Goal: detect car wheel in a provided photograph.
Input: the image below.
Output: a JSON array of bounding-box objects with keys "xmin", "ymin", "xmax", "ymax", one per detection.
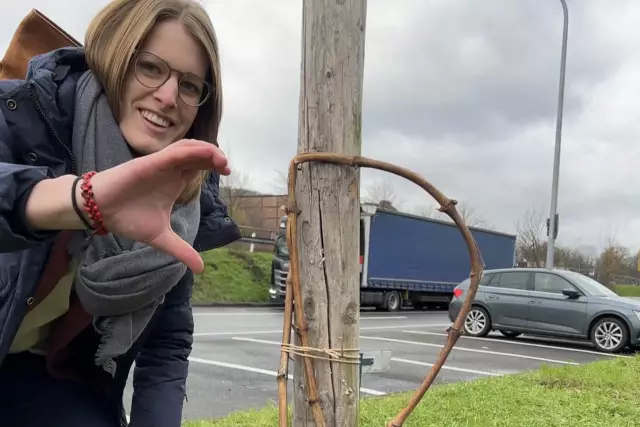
[
  {"xmin": 463, "ymin": 306, "xmax": 491, "ymax": 337},
  {"xmin": 590, "ymin": 317, "xmax": 628, "ymax": 353},
  {"xmin": 499, "ymin": 330, "xmax": 522, "ymax": 339}
]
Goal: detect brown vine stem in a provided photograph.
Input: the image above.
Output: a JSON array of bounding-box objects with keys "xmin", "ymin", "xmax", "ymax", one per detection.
[
  {"xmin": 278, "ymin": 152, "xmax": 484, "ymax": 427},
  {"xmin": 276, "ymin": 259, "xmax": 295, "ymax": 427}
]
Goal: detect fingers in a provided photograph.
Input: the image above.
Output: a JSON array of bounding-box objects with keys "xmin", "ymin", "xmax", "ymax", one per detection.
[
  {"xmin": 162, "ymin": 140, "xmax": 231, "ymax": 175},
  {"xmin": 150, "ymin": 229, "xmax": 205, "ymax": 273},
  {"xmin": 182, "ymin": 139, "xmax": 230, "ymax": 175}
]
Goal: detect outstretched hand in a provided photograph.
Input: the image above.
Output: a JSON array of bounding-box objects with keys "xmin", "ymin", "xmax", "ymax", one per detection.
[{"xmin": 87, "ymin": 139, "xmax": 230, "ymax": 273}]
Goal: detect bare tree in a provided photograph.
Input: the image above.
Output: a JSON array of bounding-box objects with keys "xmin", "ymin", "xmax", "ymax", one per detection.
[
  {"xmin": 596, "ymin": 245, "xmax": 628, "ymax": 287},
  {"xmin": 412, "ymin": 204, "xmax": 443, "ymax": 220},
  {"xmin": 513, "ymin": 206, "xmax": 546, "ymax": 267},
  {"xmin": 271, "ymin": 169, "xmax": 289, "ymax": 194},
  {"xmin": 217, "ymin": 146, "xmax": 253, "ymax": 225},
  {"xmin": 219, "ymin": 170, "xmax": 252, "ymax": 223},
  {"xmin": 595, "ymin": 231, "xmax": 630, "ymax": 287},
  {"xmin": 363, "ymin": 177, "xmax": 400, "ymax": 210},
  {"xmin": 412, "ymin": 201, "xmax": 492, "ymax": 229},
  {"xmin": 457, "ymin": 201, "xmax": 492, "ymax": 229},
  {"xmin": 555, "ymin": 245, "xmax": 596, "ymax": 275}
]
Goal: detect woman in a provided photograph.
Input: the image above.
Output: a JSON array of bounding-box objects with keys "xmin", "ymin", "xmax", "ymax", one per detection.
[{"xmin": 0, "ymin": 1, "xmax": 241, "ymax": 426}]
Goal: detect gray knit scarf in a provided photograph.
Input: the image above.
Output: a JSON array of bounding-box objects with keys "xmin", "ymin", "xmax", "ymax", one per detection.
[{"xmin": 69, "ymin": 70, "xmax": 200, "ymax": 374}]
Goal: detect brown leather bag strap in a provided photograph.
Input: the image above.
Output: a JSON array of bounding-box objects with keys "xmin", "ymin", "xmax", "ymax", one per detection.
[
  {"xmin": 0, "ymin": 9, "xmax": 81, "ymax": 80},
  {"xmin": 32, "ymin": 10, "xmax": 82, "ymax": 47}
]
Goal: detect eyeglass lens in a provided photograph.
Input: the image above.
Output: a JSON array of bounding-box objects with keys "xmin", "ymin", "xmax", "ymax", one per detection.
[{"xmin": 134, "ymin": 52, "xmax": 210, "ymax": 106}]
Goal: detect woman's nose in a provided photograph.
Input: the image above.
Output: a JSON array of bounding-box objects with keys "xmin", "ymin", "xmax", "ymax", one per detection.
[{"xmin": 153, "ymin": 77, "xmax": 179, "ymax": 107}]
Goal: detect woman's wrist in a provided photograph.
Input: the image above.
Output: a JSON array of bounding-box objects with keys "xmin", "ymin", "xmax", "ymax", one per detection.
[{"xmin": 25, "ymin": 174, "xmax": 92, "ymax": 231}]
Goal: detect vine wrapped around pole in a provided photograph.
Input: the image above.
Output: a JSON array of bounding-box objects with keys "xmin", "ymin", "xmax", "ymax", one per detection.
[{"xmin": 277, "ymin": 152, "xmax": 484, "ymax": 427}]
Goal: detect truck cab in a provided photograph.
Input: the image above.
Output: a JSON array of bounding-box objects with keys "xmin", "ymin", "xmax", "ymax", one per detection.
[
  {"xmin": 269, "ymin": 214, "xmax": 366, "ymax": 303},
  {"xmin": 269, "ymin": 215, "xmax": 290, "ymax": 302},
  {"xmin": 268, "ymin": 208, "xmax": 402, "ymax": 310}
]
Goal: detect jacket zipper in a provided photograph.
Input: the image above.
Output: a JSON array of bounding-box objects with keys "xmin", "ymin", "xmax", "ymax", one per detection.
[
  {"xmin": 27, "ymin": 82, "xmax": 76, "ymax": 270},
  {"xmin": 27, "ymin": 82, "xmax": 76, "ymax": 175}
]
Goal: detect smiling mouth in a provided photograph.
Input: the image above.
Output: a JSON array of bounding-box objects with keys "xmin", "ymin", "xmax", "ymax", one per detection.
[{"xmin": 139, "ymin": 109, "xmax": 173, "ymax": 128}]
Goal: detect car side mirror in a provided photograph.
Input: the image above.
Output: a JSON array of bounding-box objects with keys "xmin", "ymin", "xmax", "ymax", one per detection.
[{"xmin": 562, "ymin": 288, "xmax": 580, "ymax": 298}]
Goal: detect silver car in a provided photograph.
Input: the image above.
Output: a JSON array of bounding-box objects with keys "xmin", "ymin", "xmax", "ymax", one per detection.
[{"xmin": 448, "ymin": 267, "xmax": 640, "ymax": 353}]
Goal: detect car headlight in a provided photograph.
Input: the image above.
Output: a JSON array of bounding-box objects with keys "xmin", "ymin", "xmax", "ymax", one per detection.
[{"xmin": 634, "ymin": 311, "xmax": 640, "ymax": 322}]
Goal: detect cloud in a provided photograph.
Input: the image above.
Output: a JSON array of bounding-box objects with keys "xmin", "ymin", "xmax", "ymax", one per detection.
[{"xmin": 3, "ymin": 0, "xmax": 640, "ymax": 252}]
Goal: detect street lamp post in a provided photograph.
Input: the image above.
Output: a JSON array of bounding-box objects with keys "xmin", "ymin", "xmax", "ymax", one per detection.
[{"xmin": 545, "ymin": 0, "xmax": 569, "ymax": 269}]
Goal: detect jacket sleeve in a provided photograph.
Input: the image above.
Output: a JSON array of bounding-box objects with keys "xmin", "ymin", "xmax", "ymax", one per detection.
[
  {"xmin": 0, "ymin": 126, "xmax": 60, "ymax": 252},
  {"xmin": 193, "ymin": 170, "xmax": 242, "ymax": 253},
  {"xmin": 129, "ymin": 270, "xmax": 194, "ymax": 427}
]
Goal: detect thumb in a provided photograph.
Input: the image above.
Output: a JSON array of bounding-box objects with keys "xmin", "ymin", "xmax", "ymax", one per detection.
[{"xmin": 150, "ymin": 230, "xmax": 205, "ymax": 273}]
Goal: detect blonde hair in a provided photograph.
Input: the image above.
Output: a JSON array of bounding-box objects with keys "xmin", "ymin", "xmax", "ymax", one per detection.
[{"xmin": 84, "ymin": 0, "xmax": 222, "ymax": 203}]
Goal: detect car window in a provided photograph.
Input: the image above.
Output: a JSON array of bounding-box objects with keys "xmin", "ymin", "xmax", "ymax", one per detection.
[
  {"xmin": 562, "ymin": 271, "xmax": 618, "ymax": 297},
  {"xmin": 534, "ymin": 273, "xmax": 574, "ymax": 294},
  {"xmin": 494, "ymin": 272, "xmax": 529, "ymax": 290},
  {"xmin": 479, "ymin": 273, "xmax": 495, "ymax": 287},
  {"xmin": 457, "ymin": 273, "xmax": 494, "ymax": 289}
]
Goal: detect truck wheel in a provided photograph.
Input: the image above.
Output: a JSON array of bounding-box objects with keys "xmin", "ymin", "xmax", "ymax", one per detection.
[
  {"xmin": 463, "ymin": 306, "xmax": 491, "ymax": 337},
  {"xmin": 383, "ymin": 291, "xmax": 402, "ymax": 312}
]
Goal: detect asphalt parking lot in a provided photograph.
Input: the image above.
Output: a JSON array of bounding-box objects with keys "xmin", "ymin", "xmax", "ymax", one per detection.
[{"xmin": 123, "ymin": 306, "xmax": 632, "ymax": 422}]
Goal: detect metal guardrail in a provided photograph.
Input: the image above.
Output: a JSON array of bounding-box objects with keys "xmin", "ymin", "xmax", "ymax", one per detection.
[
  {"xmin": 239, "ymin": 236, "xmax": 275, "ymax": 245},
  {"xmin": 237, "ymin": 225, "xmax": 277, "ymax": 241}
]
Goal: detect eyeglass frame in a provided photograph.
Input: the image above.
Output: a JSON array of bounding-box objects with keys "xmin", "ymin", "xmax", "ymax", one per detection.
[{"xmin": 132, "ymin": 50, "xmax": 213, "ymax": 107}]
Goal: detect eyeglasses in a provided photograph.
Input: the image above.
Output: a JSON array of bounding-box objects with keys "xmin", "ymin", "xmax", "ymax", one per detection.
[{"xmin": 133, "ymin": 51, "xmax": 212, "ymax": 107}]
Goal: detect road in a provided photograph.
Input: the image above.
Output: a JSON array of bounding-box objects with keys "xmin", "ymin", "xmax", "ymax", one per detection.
[{"xmin": 122, "ymin": 307, "xmax": 629, "ymax": 422}]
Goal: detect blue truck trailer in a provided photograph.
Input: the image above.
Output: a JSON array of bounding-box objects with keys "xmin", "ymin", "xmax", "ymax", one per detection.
[{"xmin": 269, "ymin": 205, "xmax": 517, "ymax": 311}]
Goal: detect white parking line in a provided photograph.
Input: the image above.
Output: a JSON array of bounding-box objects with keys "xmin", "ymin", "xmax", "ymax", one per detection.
[
  {"xmin": 403, "ymin": 330, "xmax": 630, "ymax": 358},
  {"xmin": 195, "ymin": 329, "xmax": 283, "ymax": 337},
  {"xmin": 359, "ymin": 316, "xmax": 409, "ymax": 320},
  {"xmin": 193, "ymin": 312, "xmax": 408, "ymax": 320},
  {"xmin": 360, "ymin": 335, "xmax": 580, "ymax": 365},
  {"xmin": 361, "ymin": 323, "xmax": 450, "ymax": 330},
  {"xmin": 194, "ymin": 323, "xmax": 449, "ymax": 337},
  {"xmin": 193, "ymin": 312, "xmax": 280, "ymax": 317},
  {"xmin": 391, "ymin": 358, "xmax": 504, "ymax": 377},
  {"xmin": 231, "ymin": 337, "xmax": 502, "ymax": 377},
  {"xmin": 188, "ymin": 357, "xmax": 386, "ymax": 396}
]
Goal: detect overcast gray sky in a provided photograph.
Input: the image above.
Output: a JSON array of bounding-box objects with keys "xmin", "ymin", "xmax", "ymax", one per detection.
[{"xmin": 3, "ymin": 1, "xmax": 639, "ymax": 254}]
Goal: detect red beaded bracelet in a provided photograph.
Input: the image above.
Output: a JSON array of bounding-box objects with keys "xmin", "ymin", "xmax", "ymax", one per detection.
[{"xmin": 80, "ymin": 171, "xmax": 108, "ymax": 236}]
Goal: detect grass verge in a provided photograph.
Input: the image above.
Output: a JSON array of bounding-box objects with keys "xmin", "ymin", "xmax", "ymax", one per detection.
[
  {"xmin": 183, "ymin": 355, "xmax": 640, "ymax": 426},
  {"xmin": 192, "ymin": 248, "xmax": 272, "ymax": 304},
  {"xmin": 614, "ymin": 284, "xmax": 640, "ymax": 297}
]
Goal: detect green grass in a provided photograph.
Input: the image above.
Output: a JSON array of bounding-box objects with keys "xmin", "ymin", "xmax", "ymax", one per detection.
[
  {"xmin": 183, "ymin": 356, "xmax": 640, "ymax": 427},
  {"xmin": 192, "ymin": 248, "xmax": 273, "ymax": 304},
  {"xmin": 614, "ymin": 284, "xmax": 640, "ymax": 297}
]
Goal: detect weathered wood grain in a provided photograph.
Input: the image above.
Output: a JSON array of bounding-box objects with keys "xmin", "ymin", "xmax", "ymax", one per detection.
[{"xmin": 292, "ymin": 1, "xmax": 367, "ymax": 426}]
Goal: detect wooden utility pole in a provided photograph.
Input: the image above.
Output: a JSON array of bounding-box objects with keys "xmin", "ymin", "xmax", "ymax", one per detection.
[{"xmin": 291, "ymin": 1, "xmax": 367, "ymax": 427}]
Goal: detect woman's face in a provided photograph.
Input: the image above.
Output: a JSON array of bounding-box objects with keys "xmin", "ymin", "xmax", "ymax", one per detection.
[{"xmin": 118, "ymin": 19, "xmax": 209, "ymax": 155}]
